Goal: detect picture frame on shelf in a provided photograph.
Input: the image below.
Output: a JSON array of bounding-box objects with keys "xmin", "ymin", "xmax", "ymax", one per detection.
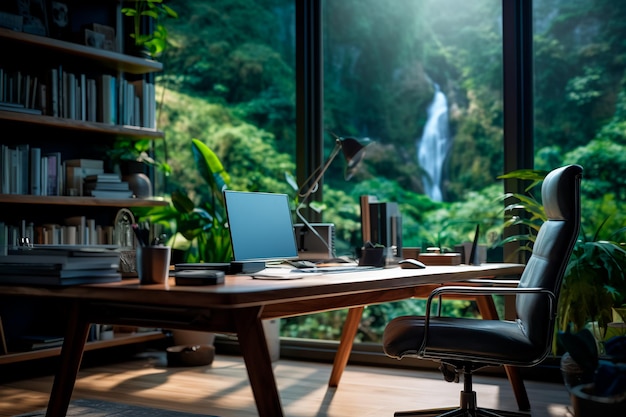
[
  {"xmin": 15, "ymin": 0, "xmax": 49, "ymax": 36},
  {"xmin": 46, "ymin": 0, "xmax": 71, "ymax": 41}
]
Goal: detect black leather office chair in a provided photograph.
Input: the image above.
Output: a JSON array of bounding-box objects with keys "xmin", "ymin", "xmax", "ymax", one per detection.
[{"xmin": 383, "ymin": 164, "xmax": 582, "ymax": 417}]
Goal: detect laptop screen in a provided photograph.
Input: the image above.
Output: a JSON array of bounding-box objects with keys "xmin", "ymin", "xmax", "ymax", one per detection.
[{"xmin": 223, "ymin": 190, "xmax": 299, "ymax": 262}]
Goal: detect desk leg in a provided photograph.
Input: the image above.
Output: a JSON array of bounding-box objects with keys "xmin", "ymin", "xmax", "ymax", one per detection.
[
  {"xmin": 475, "ymin": 296, "xmax": 531, "ymax": 412},
  {"xmin": 328, "ymin": 306, "xmax": 364, "ymax": 387},
  {"xmin": 46, "ymin": 302, "xmax": 90, "ymax": 417},
  {"xmin": 234, "ymin": 307, "xmax": 284, "ymax": 417}
]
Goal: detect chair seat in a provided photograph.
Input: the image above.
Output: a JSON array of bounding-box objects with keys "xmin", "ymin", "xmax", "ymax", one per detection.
[{"xmin": 383, "ymin": 316, "xmax": 547, "ymax": 365}]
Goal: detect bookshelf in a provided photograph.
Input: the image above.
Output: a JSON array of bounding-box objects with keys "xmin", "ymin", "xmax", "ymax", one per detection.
[{"xmin": 0, "ymin": 1, "xmax": 168, "ymax": 364}]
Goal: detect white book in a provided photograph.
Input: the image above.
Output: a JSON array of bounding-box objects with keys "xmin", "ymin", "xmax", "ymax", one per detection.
[
  {"xmin": 87, "ymin": 219, "xmax": 97, "ymax": 245},
  {"xmin": 65, "ymin": 216, "xmax": 86, "ymax": 245},
  {"xmin": 65, "ymin": 225, "xmax": 77, "ymax": 245}
]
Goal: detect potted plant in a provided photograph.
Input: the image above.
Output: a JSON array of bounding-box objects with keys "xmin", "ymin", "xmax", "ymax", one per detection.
[
  {"xmin": 558, "ymin": 327, "xmax": 626, "ymax": 415},
  {"xmin": 106, "ymin": 138, "xmax": 171, "ymax": 198},
  {"xmin": 121, "ymin": 0, "xmax": 178, "ymax": 59},
  {"xmin": 132, "ymin": 138, "xmax": 232, "ymax": 263}
]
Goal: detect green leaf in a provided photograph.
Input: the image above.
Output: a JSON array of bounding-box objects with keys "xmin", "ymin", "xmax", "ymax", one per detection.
[{"xmin": 191, "ymin": 138, "xmax": 231, "ymax": 195}]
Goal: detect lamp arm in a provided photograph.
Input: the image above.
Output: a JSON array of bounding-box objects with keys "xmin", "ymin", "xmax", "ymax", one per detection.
[
  {"xmin": 296, "ymin": 140, "xmax": 342, "ymax": 201},
  {"xmin": 294, "ymin": 140, "xmax": 342, "ymax": 258}
]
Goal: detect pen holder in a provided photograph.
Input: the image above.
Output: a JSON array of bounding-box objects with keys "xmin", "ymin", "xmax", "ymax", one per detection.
[
  {"xmin": 137, "ymin": 245, "xmax": 171, "ymax": 285},
  {"xmin": 358, "ymin": 246, "xmax": 386, "ymax": 267}
]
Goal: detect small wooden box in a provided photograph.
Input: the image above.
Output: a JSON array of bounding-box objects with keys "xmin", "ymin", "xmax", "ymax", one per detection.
[{"xmin": 418, "ymin": 253, "xmax": 462, "ymax": 266}]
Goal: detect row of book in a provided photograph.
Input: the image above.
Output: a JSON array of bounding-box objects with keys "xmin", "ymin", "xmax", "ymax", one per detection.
[
  {"xmin": 0, "ymin": 244, "xmax": 122, "ymax": 286},
  {"xmin": 0, "ymin": 153, "xmax": 134, "ymax": 198},
  {"xmin": 0, "ymin": 66, "xmax": 156, "ymax": 129},
  {"xmin": 0, "ymin": 215, "xmax": 130, "ymax": 253}
]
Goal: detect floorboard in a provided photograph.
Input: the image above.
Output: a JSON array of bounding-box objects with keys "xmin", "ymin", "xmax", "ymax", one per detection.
[{"xmin": 0, "ymin": 351, "xmax": 573, "ymax": 416}]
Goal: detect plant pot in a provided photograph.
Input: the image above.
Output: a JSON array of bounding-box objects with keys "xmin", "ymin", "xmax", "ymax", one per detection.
[
  {"xmin": 560, "ymin": 352, "xmax": 594, "ymax": 390},
  {"xmin": 570, "ymin": 383, "xmax": 626, "ymax": 416}
]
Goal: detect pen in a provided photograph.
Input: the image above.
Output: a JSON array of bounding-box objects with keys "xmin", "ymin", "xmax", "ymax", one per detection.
[{"xmin": 132, "ymin": 224, "xmax": 149, "ymax": 247}]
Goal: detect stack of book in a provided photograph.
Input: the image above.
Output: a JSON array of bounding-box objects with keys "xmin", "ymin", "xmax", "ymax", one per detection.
[
  {"xmin": 83, "ymin": 173, "xmax": 133, "ymax": 198},
  {"xmin": 0, "ymin": 245, "xmax": 122, "ymax": 286}
]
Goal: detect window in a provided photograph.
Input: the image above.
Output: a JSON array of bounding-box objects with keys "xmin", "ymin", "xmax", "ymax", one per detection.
[{"xmin": 284, "ymin": 0, "xmax": 506, "ymax": 344}]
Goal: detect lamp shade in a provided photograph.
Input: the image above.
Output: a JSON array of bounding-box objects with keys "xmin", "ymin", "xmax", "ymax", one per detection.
[{"xmin": 340, "ymin": 137, "xmax": 367, "ymax": 180}]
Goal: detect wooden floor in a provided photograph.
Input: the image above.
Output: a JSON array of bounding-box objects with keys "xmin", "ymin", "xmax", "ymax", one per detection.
[{"xmin": 0, "ymin": 350, "xmax": 573, "ymax": 417}]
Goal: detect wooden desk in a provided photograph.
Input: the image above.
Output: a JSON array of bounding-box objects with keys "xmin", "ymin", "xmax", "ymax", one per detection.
[{"xmin": 0, "ymin": 263, "xmax": 524, "ymax": 417}]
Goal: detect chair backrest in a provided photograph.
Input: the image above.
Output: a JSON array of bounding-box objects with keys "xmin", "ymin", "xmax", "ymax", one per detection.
[{"xmin": 516, "ymin": 164, "xmax": 582, "ymax": 357}]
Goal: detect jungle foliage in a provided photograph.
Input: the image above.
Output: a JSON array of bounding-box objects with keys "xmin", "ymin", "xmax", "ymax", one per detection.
[{"xmin": 145, "ymin": 0, "xmax": 626, "ymax": 342}]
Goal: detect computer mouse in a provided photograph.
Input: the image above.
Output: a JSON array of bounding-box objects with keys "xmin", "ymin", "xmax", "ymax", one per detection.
[
  {"xmin": 288, "ymin": 260, "xmax": 317, "ymax": 268},
  {"xmin": 398, "ymin": 258, "xmax": 427, "ymax": 269}
]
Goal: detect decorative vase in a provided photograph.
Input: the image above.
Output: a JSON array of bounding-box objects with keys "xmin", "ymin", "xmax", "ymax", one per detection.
[
  {"xmin": 120, "ymin": 160, "xmax": 152, "ymax": 199},
  {"xmin": 125, "ymin": 172, "xmax": 152, "ymax": 198}
]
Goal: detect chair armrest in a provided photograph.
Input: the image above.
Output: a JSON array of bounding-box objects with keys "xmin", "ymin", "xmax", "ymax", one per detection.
[
  {"xmin": 419, "ymin": 285, "xmax": 557, "ymax": 357},
  {"xmin": 462, "ymin": 278, "xmax": 520, "ymax": 287}
]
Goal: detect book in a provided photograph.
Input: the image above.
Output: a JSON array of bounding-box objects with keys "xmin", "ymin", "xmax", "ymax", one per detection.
[
  {"xmin": 0, "ymin": 264, "xmax": 121, "ymax": 277},
  {"xmin": 64, "ymin": 159, "xmax": 104, "ymax": 169},
  {"xmin": 44, "ymin": 152, "xmax": 62, "ymax": 196},
  {"xmin": 84, "ymin": 181, "xmax": 130, "ymax": 192},
  {"xmin": 89, "ymin": 190, "xmax": 134, "ymax": 199},
  {"xmin": 15, "ymin": 334, "xmax": 64, "ymax": 351},
  {"xmin": 0, "ymin": 249, "xmax": 121, "ymax": 271},
  {"xmin": 29, "ymin": 147, "xmax": 41, "ymax": 195},
  {"xmin": 84, "ymin": 173, "xmax": 122, "ymax": 183},
  {"xmin": 0, "ymin": 272, "xmax": 122, "ymax": 286}
]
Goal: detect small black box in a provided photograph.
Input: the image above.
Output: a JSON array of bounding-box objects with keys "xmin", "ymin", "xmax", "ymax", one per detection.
[{"xmin": 174, "ymin": 270, "xmax": 225, "ymax": 286}]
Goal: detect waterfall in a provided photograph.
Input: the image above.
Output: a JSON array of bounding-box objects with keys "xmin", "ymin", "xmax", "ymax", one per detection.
[{"xmin": 417, "ymin": 84, "xmax": 452, "ymax": 202}]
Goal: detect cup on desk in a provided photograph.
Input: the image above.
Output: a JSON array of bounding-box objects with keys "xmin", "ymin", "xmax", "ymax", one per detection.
[{"xmin": 137, "ymin": 245, "xmax": 171, "ymax": 285}]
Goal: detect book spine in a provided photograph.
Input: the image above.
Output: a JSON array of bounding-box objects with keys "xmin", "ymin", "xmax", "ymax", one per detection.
[{"xmin": 29, "ymin": 147, "xmax": 41, "ymax": 195}]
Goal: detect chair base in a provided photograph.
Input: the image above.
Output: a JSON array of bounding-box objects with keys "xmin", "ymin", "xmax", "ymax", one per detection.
[
  {"xmin": 394, "ymin": 387, "xmax": 531, "ymax": 417},
  {"xmin": 394, "ymin": 407, "xmax": 529, "ymax": 417}
]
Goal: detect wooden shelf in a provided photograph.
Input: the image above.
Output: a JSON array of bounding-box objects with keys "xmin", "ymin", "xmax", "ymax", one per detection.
[
  {"xmin": 0, "ymin": 110, "xmax": 164, "ymax": 140},
  {"xmin": 0, "ymin": 28, "xmax": 162, "ymax": 75},
  {"xmin": 0, "ymin": 194, "xmax": 169, "ymax": 208},
  {"xmin": 0, "ymin": 331, "xmax": 166, "ymax": 365}
]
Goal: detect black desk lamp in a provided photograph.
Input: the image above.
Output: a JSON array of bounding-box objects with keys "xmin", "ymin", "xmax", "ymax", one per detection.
[{"xmin": 296, "ymin": 132, "xmax": 368, "ymax": 256}]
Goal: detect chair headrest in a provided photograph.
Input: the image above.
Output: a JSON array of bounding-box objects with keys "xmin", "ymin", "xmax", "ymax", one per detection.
[{"xmin": 541, "ymin": 164, "xmax": 583, "ymax": 221}]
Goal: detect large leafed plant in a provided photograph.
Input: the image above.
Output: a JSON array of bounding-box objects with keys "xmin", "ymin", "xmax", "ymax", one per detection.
[{"xmin": 134, "ymin": 138, "xmax": 232, "ymax": 262}]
